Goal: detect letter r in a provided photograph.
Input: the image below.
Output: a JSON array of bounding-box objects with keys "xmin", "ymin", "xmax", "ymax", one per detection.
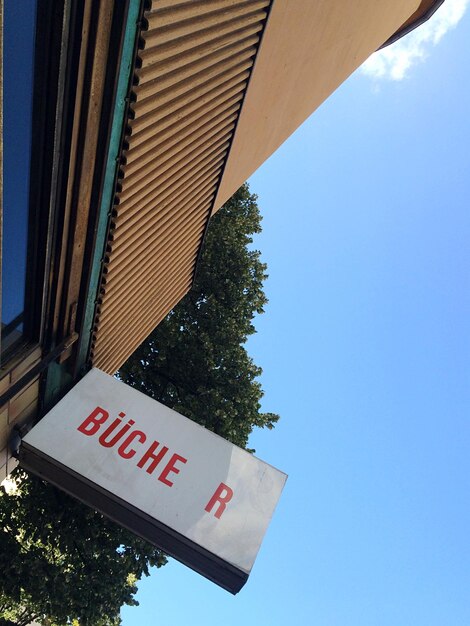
[
  {"xmin": 205, "ymin": 482, "xmax": 234, "ymax": 519},
  {"xmin": 77, "ymin": 406, "xmax": 109, "ymax": 436}
]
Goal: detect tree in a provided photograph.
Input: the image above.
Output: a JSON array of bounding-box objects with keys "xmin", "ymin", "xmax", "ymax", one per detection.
[
  {"xmin": 119, "ymin": 183, "xmax": 279, "ymax": 448},
  {"xmin": 0, "ymin": 183, "xmax": 278, "ymax": 624},
  {"xmin": 0, "ymin": 470, "xmax": 166, "ymax": 626}
]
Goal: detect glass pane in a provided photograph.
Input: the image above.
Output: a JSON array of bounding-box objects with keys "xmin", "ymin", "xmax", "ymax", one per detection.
[{"xmin": 2, "ymin": 0, "xmax": 37, "ymax": 353}]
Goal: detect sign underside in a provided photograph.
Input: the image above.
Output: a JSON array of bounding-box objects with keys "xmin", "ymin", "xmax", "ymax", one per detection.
[{"xmin": 20, "ymin": 368, "xmax": 286, "ymax": 593}]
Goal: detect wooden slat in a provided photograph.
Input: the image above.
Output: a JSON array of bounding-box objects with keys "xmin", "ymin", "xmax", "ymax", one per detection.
[
  {"xmin": 115, "ymin": 130, "xmax": 234, "ymax": 209},
  {"xmin": 94, "ymin": 260, "xmax": 196, "ymax": 359},
  {"xmin": 121, "ymin": 103, "xmax": 240, "ymax": 196},
  {"xmin": 126, "ymin": 72, "xmax": 249, "ymax": 155},
  {"xmin": 139, "ymin": 13, "xmax": 266, "ymax": 64},
  {"xmin": 91, "ymin": 0, "xmax": 272, "ymax": 373},
  {"xmin": 130, "ymin": 57, "xmax": 254, "ymax": 118},
  {"xmin": 143, "ymin": 2, "xmax": 270, "ymax": 47},
  {"xmin": 108, "ymin": 180, "xmax": 218, "ymax": 258},
  {"xmin": 114, "ymin": 152, "xmax": 226, "ymax": 231},
  {"xmin": 103, "ymin": 200, "xmax": 211, "ymax": 293},
  {"xmin": 97, "ymin": 226, "xmax": 206, "ymax": 327},
  {"xmin": 135, "ymin": 32, "xmax": 260, "ymax": 88},
  {"xmin": 140, "ymin": 22, "xmax": 260, "ymax": 76}
]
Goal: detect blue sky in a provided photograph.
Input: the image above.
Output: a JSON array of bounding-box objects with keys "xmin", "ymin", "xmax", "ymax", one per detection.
[{"xmin": 124, "ymin": 4, "xmax": 469, "ymax": 624}]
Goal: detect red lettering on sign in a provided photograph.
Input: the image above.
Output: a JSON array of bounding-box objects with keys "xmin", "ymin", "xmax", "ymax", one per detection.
[
  {"xmin": 77, "ymin": 406, "xmax": 109, "ymax": 436},
  {"xmin": 99, "ymin": 417, "xmax": 135, "ymax": 448},
  {"xmin": 76, "ymin": 405, "xmax": 188, "ymax": 487},
  {"xmin": 205, "ymin": 483, "xmax": 234, "ymax": 519},
  {"xmin": 158, "ymin": 453, "xmax": 187, "ymax": 487},
  {"xmin": 137, "ymin": 441, "xmax": 169, "ymax": 475},
  {"xmin": 118, "ymin": 430, "xmax": 146, "ymax": 459}
]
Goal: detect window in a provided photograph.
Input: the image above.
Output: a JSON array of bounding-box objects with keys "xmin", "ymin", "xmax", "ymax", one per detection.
[{"xmin": 1, "ymin": 0, "xmax": 37, "ymax": 358}]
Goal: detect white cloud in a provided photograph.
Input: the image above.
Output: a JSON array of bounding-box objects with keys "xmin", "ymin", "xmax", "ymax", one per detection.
[{"xmin": 360, "ymin": 0, "xmax": 469, "ymax": 81}]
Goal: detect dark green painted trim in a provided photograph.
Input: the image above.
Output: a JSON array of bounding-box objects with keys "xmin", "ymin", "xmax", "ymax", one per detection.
[
  {"xmin": 43, "ymin": 0, "xmax": 142, "ymax": 412},
  {"xmin": 42, "ymin": 361, "xmax": 73, "ymax": 413},
  {"xmin": 75, "ymin": 0, "xmax": 142, "ymax": 374}
]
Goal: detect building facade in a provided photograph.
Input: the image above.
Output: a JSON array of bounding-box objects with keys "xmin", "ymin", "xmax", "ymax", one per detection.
[{"xmin": 1, "ymin": 0, "xmax": 444, "ymax": 481}]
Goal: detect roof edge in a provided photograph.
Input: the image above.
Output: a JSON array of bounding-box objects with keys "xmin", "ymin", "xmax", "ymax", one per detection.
[{"xmin": 379, "ymin": 0, "xmax": 446, "ymax": 49}]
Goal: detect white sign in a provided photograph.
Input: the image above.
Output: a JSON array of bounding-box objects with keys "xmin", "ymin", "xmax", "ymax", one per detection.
[{"xmin": 20, "ymin": 368, "xmax": 286, "ymax": 593}]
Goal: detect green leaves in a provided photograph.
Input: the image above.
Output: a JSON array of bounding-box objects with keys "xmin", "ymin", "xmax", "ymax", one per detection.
[
  {"xmin": 0, "ymin": 470, "xmax": 166, "ymax": 625},
  {"xmin": 0, "ymin": 184, "xmax": 278, "ymax": 624},
  {"xmin": 120, "ymin": 183, "xmax": 279, "ymax": 449}
]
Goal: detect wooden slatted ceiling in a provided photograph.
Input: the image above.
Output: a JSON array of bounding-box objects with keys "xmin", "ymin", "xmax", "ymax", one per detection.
[{"xmin": 91, "ymin": 0, "xmax": 271, "ymax": 373}]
